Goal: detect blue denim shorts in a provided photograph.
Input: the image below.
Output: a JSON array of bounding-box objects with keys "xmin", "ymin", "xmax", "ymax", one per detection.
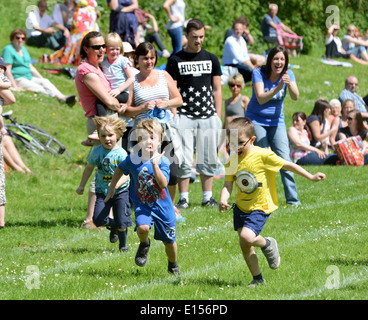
[{"xmin": 233, "ymin": 205, "xmax": 270, "ymax": 235}]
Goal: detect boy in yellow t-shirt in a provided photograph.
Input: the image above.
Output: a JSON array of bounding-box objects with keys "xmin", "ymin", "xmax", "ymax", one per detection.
[{"xmin": 219, "ymin": 118, "xmax": 326, "ymax": 286}]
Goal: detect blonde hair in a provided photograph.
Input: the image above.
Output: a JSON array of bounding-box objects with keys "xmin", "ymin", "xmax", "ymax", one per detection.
[
  {"xmin": 93, "ymin": 116, "xmax": 127, "ymax": 139},
  {"xmin": 228, "ymin": 73, "xmax": 245, "ymax": 88},
  {"xmin": 105, "ymin": 32, "xmax": 124, "ymax": 54},
  {"xmin": 136, "ymin": 119, "xmax": 163, "ymax": 143}
]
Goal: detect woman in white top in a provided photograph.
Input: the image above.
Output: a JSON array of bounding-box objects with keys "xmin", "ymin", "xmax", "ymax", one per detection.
[{"xmin": 163, "ymin": 0, "xmax": 185, "ymax": 55}]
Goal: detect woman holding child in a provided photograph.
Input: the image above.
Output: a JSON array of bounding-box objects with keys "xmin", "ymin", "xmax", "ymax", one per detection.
[
  {"xmin": 245, "ymin": 46, "xmax": 300, "ymax": 206},
  {"xmin": 75, "ymin": 31, "xmax": 125, "ymax": 229}
]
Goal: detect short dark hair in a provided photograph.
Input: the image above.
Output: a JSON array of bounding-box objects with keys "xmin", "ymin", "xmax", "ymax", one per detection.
[
  {"xmin": 186, "ymin": 18, "xmax": 204, "ymax": 34},
  {"xmin": 264, "ymin": 46, "xmax": 289, "ymax": 79},
  {"xmin": 134, "ymin": 41, "xmax": 157, "ymax": 67},
  {"xmin": 80, "ymin": 31, "xmax": 104, "ymax": 59}
]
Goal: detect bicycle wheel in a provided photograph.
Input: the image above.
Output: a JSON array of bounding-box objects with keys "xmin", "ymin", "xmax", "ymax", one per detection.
[
  {"xmin": 5, "ymin": 127, "xmax": 44, "ymax": 156},
  {"xmin": 5, "ymin": 124, "xmax": 46, "ymax": 154},
  {"xmin": 24, "ymin": 124, "xmax": 71, "ymax": 158}
]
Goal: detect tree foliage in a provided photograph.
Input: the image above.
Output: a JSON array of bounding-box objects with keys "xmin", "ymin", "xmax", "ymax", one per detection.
[{"xmin": 103, "ymin": 0, "xmax": 368, "ymax": 58}]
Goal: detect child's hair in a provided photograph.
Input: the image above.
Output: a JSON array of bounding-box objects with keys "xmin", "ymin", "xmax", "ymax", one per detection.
[
  {"xmin": 93, "ymin": 116, "xmax": 127, "ymax": 139},
  {"xmin": 136, "ymin": 119, "xmax": 163, "ymax": 143},
  {"xmin": 226, "ymin": 117, "xmax": 255, "ymax": 140},
  {"xmin": 106, "ymin": 32, "xmax": 124, "ymax": 54}
]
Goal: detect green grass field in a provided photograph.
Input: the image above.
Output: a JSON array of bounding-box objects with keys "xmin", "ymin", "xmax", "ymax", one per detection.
[{"xmin": 1, "ymin": 1, "xmax": 368, "ymax": 303}]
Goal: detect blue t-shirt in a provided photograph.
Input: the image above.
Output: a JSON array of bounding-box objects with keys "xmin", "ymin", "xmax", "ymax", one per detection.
[
  {"xmin": 100, "ymin": 55, "xmax": 131, "ymax": 91},
  {"xmin": 118, "ymin": 153, "xmax": 175, "ymax": 222},
  {"xmin": 87, "ymin": 145, "xmax": 129, "ymax": 195},
  {"xmin": 245, "ymin": 67, "xmax": 295, "ymax": 127}
]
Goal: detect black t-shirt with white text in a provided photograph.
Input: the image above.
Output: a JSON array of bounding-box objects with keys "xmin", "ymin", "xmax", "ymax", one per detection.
[{"xmin": 166, "ymin": 49, "xmax": 222, "ymax": 119}]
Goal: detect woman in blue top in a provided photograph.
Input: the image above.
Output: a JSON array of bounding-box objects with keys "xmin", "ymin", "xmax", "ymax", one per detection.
[{"xmin": 245, "ymin": 46, "xmax": 300, "ymax": 206}]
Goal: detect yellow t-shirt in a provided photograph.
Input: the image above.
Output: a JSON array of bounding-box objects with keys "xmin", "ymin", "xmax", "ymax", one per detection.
[{"xmin": 225, "ymin": 146, "xmax": 285, "ymax": 214}]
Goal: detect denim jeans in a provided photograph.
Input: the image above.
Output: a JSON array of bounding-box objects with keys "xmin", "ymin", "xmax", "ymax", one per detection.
[
  {"xmin": 254, "ymin": 125, "xmax": 301, "ymax": 205},
  {"xmin": 167, "ymin": 26, "xmax": 183, "ymax": 55}
]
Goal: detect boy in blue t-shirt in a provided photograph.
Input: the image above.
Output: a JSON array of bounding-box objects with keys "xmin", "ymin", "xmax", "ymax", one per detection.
[
  {"xmin": 76, "ymin": 116, "xmax": 132, "ymax": 252},
  {"xmin": 105, "ymin": 119, "xmax": 179, "ymax": 274}
]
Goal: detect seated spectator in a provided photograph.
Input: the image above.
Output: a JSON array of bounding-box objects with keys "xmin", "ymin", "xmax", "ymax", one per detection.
[
  {"xmin": 261, "ymin": 3, "xmax": 298, "ymax": 56},
  {"xmin": 0, "ymin": 59, "xmax": 16, "ymax": 106},
  {"xmin": 26, "ymin": 0, "xmax": 70, "ymax": 50},
  {"xmin": 1, "ymin": 28, "xmax": 77, "ymax": 106},
  {"xmin": 327, "ymin": 98, "xmax": 341, "ymax": 125},
  {"xmin": 330, "ymin": 99, "xmax": 356, "ymax": 147},
  {"xmin": 339, "ymin": 75, "xmax": 368, "ymax": 115},
  {"xmin": 222, "ymin": 21, "xmax": 265, "ymax": 83},
  {"xmin": 325, "ymin": 24, "xmax": 350, "ymax": 59},
  {"xmin": 136, "ymin": 10, "xmax": 171, "ymax": 58},
  {"xmin": 306, "ymin": 98, "xmax": 338, "ymax": 154},
  {"xmin": 288, "ymin": 111, "xmax": 338, "ymax": 165},
  {"xmin": 224, "ymin": 16, "xmax": 254, "ymax": 46},
  {"xmin": 341, "ymin": 24, "xmax": 368, "ymax": 65},
  {"xmin": 51, "ymin": 0, "xmax": 75, "ymax": 31},
  {"xmin": 336, "ymin": 110, "xmax": 368, "ymax": 162}
]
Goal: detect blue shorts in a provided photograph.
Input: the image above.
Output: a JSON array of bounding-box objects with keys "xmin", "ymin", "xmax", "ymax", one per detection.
[
  {"xmin": 233, "ymin": 205, "xmax": 270, "ymax": 236},
  {"xmin": 94, "ymin": 190, "xmax": 132, "ymax": 229},
  {"xmin": 135, "ymin": 210, "xmax": 176, "ymax": 244}
]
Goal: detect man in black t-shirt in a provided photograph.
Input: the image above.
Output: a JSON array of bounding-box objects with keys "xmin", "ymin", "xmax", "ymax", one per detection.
[{"xmin": 166, "ymin": 18, "xmax": 222, "ymax": 209}]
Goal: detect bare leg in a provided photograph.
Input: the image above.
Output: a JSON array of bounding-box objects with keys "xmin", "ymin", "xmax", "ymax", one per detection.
[
  {"xmin": 237, "ymin": 227, "xmax": 266, "ymax": 276},
  {"xmin": 164, "ymin": 241, "xmax": 177, "ymax": 263}
]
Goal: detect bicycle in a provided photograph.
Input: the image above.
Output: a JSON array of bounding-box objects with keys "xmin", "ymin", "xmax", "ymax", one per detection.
[{"xmin": 3, "ymin": 110, "xmax": 71, "ymax": 158}]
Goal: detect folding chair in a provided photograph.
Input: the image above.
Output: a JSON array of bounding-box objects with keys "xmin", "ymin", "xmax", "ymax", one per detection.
[{"xmin": 276, "ymin": 24, "xmax": 303, "ymax": 55}]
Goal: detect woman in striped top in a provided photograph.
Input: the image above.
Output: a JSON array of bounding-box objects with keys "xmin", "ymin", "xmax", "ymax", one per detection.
[{"xmin": 124, "ymin": 42, "xmax": 183, "ymax": 216}]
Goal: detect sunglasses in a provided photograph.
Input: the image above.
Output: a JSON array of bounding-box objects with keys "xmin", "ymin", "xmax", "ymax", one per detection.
[
  {"xmin": 347, "ymin": 117, "xmax": 354, "ymax": 121},
  {"xmin": 16, "ymin": 36, "xmax": 25, "ymax": 40},
  {"xmin": 230, "ymin": 84, "xmax": 242, "ymax": 88},
  {"xmin": 89, "ymin": 44, "xmax": 106, "ymax": 50}
]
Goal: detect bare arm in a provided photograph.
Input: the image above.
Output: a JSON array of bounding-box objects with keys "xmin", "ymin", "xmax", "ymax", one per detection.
[
  {"xmin": 219, "ymin": 180, "xmax": 233, "ymax": 212},
  {"xmin": 163, "ymin": 0, "xmax": 178, "ymax": 22},
  {"xmin": 152, "ymin": 153, "xmax": 168, "ymax": 189},
  {"xmin": 104, "ymin": 167, "xmax": 124, "ymax": 202},
  {"xmin": 76, "ymin": 163, "xmax": 95, "ymax": 195},
  {"xmin": 30, "ymin": 64, "xmax": 43, "ymax": 78},
  {"xmin": 83, "ymin": 73, "xmax": 120, "ymax": 111},
  {"xmin": 121, "ymin": 0, "xmax": 138, "ymax": 12},
  {"xmin": 212, "ymin": 75, "xmax": 222, "ymax": 118},
  {"xmin": 282, "ymin": 161, "xmax": 326, "ymax": 181},
  {"xmin": 287, "ymin": 127, "xmax": 327, "ymax": 158},
  {"xmin": 308, "ymin": 119, "xmax": 337, "ymax": 142}
]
